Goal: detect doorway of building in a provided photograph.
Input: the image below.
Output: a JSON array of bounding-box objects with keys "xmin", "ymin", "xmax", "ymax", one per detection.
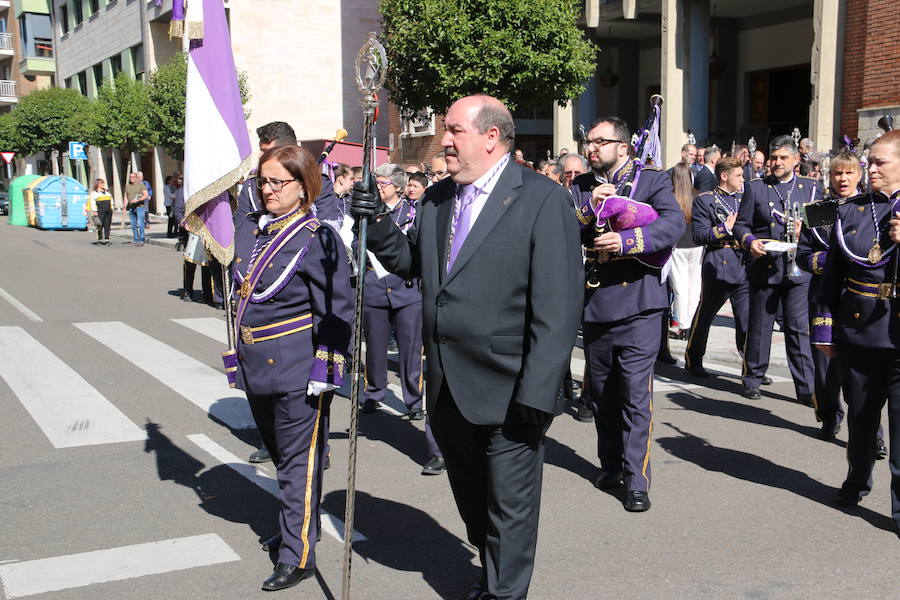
[{"xmin": 748, "ymin": 64, "xmax": 811, "ymax": 143}]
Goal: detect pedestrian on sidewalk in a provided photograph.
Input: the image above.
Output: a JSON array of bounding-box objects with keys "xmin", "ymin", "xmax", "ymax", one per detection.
[
  {"xmin": 669, "ymin": 162, "xmax": 703, "ymax": 337},
  {"xmin": 90, "ymin": 179, "xmax": 113, "ymax": 246},
  {"xmin": 164, "ymin": 175, "xmax": 178, "ymax": 238},
  {"xmin": 139, "ymin": 171, "xmax": 153, "ymax": 230},
  {"xmin": 124, "ymin": 172, "xmax": 147, "ymax": 247}
]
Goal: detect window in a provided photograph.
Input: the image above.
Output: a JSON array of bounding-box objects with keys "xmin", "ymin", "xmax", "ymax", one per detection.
[
  {"xmin": 73, "ymin": 0, "xmax": 84, "ymax": 26},
  {"xmin": 89, "ymin": 0, "xmax": 100, "ymax": 14},
  {"xmin": 92, "ymin": 63, "xmax": 103, "ymax": 89},
  {"xmin": 110, "ymin": 54, "xmax": 122, "ymax": 76},
  {"xmin": 77, "ymin": 71, "xmax": 87, "ymax": 94},
  {"xmin": 131, "ymin": 44, "xmax": 144, "ymax": 79},
  {"xmin": 34, "ymin": 37, "xmax": 53, "ymax": 57},
  {"xmin": 60, "ymin": 5, "xmax": 69, "ymax": 34}
]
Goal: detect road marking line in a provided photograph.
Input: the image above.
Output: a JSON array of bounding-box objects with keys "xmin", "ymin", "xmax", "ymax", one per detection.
[
  {"xmin": 186, "ymin": 434, "xmax": 367, "ymax": 543},
  {"xmin": 0, "ymin": 288, "xmax": 42, "ymax": 322},
  {"xmin": 172, "ymin": 317, "xmax": 227, "ymax": 344},
  {"xmin": 74, "ymin": 321, "xmax": 255, "ymax": 430},
  {"xmin": 0, "ymin": 534, "xmax": 239, "ymax": 598},
  {"xmin": 0, "ymin": 326, "xmax": 146, "ymax": 448}
]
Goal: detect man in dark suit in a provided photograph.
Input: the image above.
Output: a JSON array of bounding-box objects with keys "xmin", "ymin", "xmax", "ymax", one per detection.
[
  {"xmin": 693, "ymin": 146, "xmax": 721, "ymax": 192},
  {"xmin": 353, "ymin": 94, "xmax": 583, "ymax": 600}
]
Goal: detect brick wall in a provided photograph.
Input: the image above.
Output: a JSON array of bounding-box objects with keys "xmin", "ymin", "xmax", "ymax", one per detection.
[
  {"xmin": 387, "ymin": 101, "xmax": 447, "ymax": 167},
  {"xmin": 840, "ymin": 0, "xmax": 900, "ymax": 139}
]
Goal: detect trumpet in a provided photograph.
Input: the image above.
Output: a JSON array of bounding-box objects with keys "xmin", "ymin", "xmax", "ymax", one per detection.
[{"xmin": 785, "ymin": 200, "xmax": 803, "ymax": 280}]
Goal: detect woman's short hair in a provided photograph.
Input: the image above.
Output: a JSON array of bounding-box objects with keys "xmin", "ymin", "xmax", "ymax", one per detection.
[
  {"xmin": 374, "ymin": 163, "xmax": 407, "ymax": 189},
  {"xmin": 873, "ymin": 130, "xmax": 900, "ymax": 157},
  {"xmin": 333, "ymin": 162, "xmax": 352, "ymax": 178},
  {"xmin": 258, "ymin": 145, "xmax": 321, "ymax": 212},
  {"xmin": 829, "ymin": 150, "xmax": 861, "ymax": 175},
  {"xmin": 407, "ymin": 172, "xmax": 429, "ymax": 189},
  {"xmin": 92, "ymin": 178, "xmax": 105, "ymax": 191}
]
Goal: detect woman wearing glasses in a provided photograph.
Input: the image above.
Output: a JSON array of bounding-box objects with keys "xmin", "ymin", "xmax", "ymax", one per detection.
[{"xmin": 232, "ymin": 144, "xmax": 353, "ymax": 591}]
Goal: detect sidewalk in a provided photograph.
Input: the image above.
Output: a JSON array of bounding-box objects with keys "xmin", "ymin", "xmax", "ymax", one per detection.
[
  {"xmin": 110, "ymin": 213, "xmax": 179, "ymax": 250},
  {"xmin": 668, "ymin": 306, "xmax": 789, "ymax": 369}
]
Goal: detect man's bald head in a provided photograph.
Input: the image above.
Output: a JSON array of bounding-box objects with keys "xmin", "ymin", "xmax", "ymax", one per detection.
[{"xmin": 441, "ymin": 95, "xmax": 517, "ymax": 184}]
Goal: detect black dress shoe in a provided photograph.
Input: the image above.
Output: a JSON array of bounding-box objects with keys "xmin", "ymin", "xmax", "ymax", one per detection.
[
  {"xmin": 593, "ymin": 469, "xmax": 623, "ymax": 490},
  {"xmin": 323, "ymin": 454, "xmax": 331, "ymax": 470},
  {"xmin": 261, "ymin": 563, "xmax": 314, "ymax": 591},
  {"xmin": 249, "ymin": 447, "xmax": 272, "ymax": 463},
  {"xmin": 761, "ymin": 375, "xmax": 774, "ymax": 385},
  {"xmin": 360, "ymin": 399, "xmax": 379, "ymax": 413},
  {"xmin": 408, "ymin": 408, "xmax": 425, "ymax": 421},
  {"xmin": 818, "ymin": 422, "xmax": 840, "ymax": 440},
  {"xmin": 876, "ymin": 438, "xmax": 888, "ymax": 460},
  {"xmin": 687, "ymin": 366, "xmax": 709, "ymax": 378},
  {"xmin": 797, "ymin": 393, "xmax": 815, "ymax": 407},
  {"xmin": 261, "ymin": 532, "xmax": 282, "ymax": 552},
  {"xmin": 742, "ymin": 387, "xmax": 761, "ymax": 400},
  {"xmin": 834, "ymin": 491, "xmax": 860, "ymax": 506},
  {"xmin": 656, "ymin": 353, "xmax": 678, "ymax": 365},
  {"xmin": 574, "ymin": 399, "xmax": 593, "ymax": 423},
  {"xmin": 421, "ymin": 456, "xmax": 445, "ymax": 475},
  {"xmin": 624, "ymin": 490, "xmax": 651, "ymax": 512}
]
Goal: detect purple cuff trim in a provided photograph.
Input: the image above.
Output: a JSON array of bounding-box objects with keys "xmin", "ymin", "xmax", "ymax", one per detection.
[
  {"xmin": 222, "ymin": 350, "xmax": 238, "ymax": 388},
  {"xmin": 310, "ymin": 346, "xmax": 345, "ymax": 387},
  {"xmin": 741, "ymin": 232, "xmax": 758, "ymax": 250},
  {"xmin": 811, "ymin": 251, "xmax": 826, "ymax": 275},
  {"xmin": 810, "ymin": 314, "xmax": 833, "ymax": 345},
  {"xmin": 620, "ymin": 227, "xmax": 649, "ymax": 256}
]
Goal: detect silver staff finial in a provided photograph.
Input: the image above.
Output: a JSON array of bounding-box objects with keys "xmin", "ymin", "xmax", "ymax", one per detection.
[
  {"xmin": 687, "ymin": 132, "xmax": 696, "ymax": 145},
  {"xmin": 791, "ymin": 127, "xmax": 801, "ymax": 147},
  {"xmin": 748, "ymin": 136, "xmax": 757, "ymax": 155},
  {"xmin": 355, "ymin": 32, "xmax": 387, "ymax": 113}
]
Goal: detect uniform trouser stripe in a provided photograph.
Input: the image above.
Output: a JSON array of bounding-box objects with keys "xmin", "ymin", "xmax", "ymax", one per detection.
[{"xmin": 299, "ymin": 393, "xmax": 324, "ymax": 569}]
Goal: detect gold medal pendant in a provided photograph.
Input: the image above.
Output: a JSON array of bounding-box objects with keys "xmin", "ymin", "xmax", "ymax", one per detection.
[
  {"xmin": 239, "ymin": 279, "xmax": 251, "ymax": 298},
  {"xmin": 867, "ymin": 242, "xmax": 882, "ymax": 264}
]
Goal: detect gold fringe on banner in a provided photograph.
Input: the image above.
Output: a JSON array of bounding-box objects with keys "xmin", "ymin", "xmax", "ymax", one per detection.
[
  {"xmin": 168, "ymin": 20, "xmax": 184, "ymax": 40},
  {"xmin": 187, "ymin": 20, "xmax": 204, "ymax": 40},
  {"xmin": 183, "ymin": 153, "xmax": 254, "ymax": 265}
]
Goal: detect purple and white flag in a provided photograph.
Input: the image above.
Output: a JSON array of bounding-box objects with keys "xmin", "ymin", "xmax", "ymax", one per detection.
[{"xmin": 182, "ymin": 0, "xmax": 251, "ymax": 264}]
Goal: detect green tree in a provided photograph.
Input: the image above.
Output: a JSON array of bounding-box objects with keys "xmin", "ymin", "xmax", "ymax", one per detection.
[
  {"xmin": 11, "ymin": 87, "xmax": 91, "ymax": 157},
  {"xmin": 0, "ymin": 112, "xmax": 20, "ymax": 153},
  {"xmin": 85, "ymin": 72, "xmax": 156, "ymax": 161},
  {"xmin": 148, "ymin": 52, "xmax": 252, "ymax": 161},
  {"xmin": 380, "ymin": 0, "xmax": 598, "ymax": 114}
]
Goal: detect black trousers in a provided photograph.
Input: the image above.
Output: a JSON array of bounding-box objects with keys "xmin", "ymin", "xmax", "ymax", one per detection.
[
  {"xmin": 432, "ymin": 382, "xmax": 547, "ymax": 600},
  {"xmin": 742, "ymin": 281, "xmax": 814, "ymax": 396},
  {"xmin": 685, "ymin": 279, "xmax": 749, "ymax": 369},
  {"xmin": 166, "ymin": 206, "xmax": 178, "ymax": 237},
  {"xmin": 839, "ymin": 346, "xmax": 900, "ymax": 530},
  {"xmin": 96, "ymin": 200, "xmax": 112, "ymax": 241},
  {"xmin": 183, "ymin": 260, "xmax": 213, "ymax": 303}
]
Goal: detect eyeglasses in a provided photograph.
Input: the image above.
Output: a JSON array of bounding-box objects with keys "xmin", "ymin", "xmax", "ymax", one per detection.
[
  {"xmin": 588, "ymin": 137, "xmax": 625, "ymax": 147},
  {"xmin": 256, "ymin": 177, "xmax": 299, "ymax": 191},
  {"xmin": 376, "ymin": 179, "xmax": 395, "ymax": 187}
]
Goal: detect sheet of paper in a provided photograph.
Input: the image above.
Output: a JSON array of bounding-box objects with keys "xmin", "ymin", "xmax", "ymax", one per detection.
[{"xmin": 763, "ymin": 241, "xmax": 796, "ymax": 254}]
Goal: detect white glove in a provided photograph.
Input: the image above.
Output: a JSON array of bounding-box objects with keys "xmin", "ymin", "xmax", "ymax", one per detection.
[{"xmin": 307, "ymin": 380, "xmax": 338, "ymax": 396}]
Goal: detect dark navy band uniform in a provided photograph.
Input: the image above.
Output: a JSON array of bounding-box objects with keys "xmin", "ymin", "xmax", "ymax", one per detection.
[
  {"xmin": 573, "ymin": 160, "xmax": 684, "ymax": 493},
  {"xmin": 685, "ymin": 188, "xmax": 749, "ymax": 370},
  {"xmin": 734, "ymin": 174, "xmax": 818, "ymax": 398},
  {"xmin": 232, "ymin": 207, "xmax": 353, "ymax": 570},
  {"xmin": 817, "ymin": 191, "xmax": 900, "ymax": 529}
]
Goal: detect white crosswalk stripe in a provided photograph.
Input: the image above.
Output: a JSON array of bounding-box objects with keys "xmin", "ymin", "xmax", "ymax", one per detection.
[
  {"xmin": 0, "ymin": 534, "xmax": 240, "ymax": 598},
  {"xmin": 74, "ymin": 321, "xmax": 256, "ymax": 430},
  {"xmin": 0, "ymin": 326, "xmax": 145, "ymax": 448},
  {"xmin": 187, "ymin": 433, "xmax": 367, "ymax": 543}
]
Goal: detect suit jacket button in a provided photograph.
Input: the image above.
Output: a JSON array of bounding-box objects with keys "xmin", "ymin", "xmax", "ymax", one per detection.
[
  {"xmin": 723, "ymin": 260, "xmax": 728, "ymax": 264},
  {"xmin": 621, "ymin": 282, "xmax": 628, "ymax": 287},
  {"xmin": 387, "ymin": 287, "xmax": 392, "ymax": 292},
  {"xmin": 439, "ymin": 335, "xmax": 447, "ymax": 344},
  {"xmin": 853, "ymin": 313, "xmax": 861, "ymax": 319},
  {"xmin": 769, "ymin": 264, "xmax": 774, "ymax": 269},
  {"xmin": 267, "ymin": 358, "xmax": 275, "ymax": 365},
  {"xmin": 437, "ymin": 296, "xmax": 446, "ymax": 306}
]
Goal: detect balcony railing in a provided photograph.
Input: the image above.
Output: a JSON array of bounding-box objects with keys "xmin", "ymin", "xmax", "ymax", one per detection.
[
  {"xmin": 0, "ymin": 33, "xmax": 12, "ymax": 51},
  {"xmin": 0, "ymin": 79, "xmax": 15, "ymax": 97}
]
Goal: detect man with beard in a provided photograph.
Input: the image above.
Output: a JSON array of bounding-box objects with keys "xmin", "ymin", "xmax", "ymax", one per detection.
[
  {"xmin": 733, "ymin": 135, "xmax": 817, "ymax": 403},
  {"xmin": 571, "ymin": 116, "xmax": 684, "ymax": 512}
]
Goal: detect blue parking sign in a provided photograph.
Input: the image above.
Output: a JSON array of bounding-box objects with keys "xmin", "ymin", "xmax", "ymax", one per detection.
[{"xmin": 68, "ymin": 141, "xmax": 88, "ymax": 160}]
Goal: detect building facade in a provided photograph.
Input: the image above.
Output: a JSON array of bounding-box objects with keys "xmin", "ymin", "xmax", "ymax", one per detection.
[
  {"xmin": 52, "ymin": 0, "xmax": 386, "ymax": 208},
  {"xmin": 390, "ymin": 0, "xmax": 899, "ymax": 169}
]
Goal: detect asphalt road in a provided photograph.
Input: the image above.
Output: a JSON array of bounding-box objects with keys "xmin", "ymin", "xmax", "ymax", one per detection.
[{"xmin": 0, "ymin": 222, "xmax": 896, "ymax": 600}]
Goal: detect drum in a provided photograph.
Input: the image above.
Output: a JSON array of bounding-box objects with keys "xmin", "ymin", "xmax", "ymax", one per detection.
[{"xmin": 183, "ymin": 232, "xmax": 209, "ymax": 266}]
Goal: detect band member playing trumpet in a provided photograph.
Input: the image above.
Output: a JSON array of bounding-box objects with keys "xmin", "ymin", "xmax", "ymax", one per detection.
[
  {"xmin": 684, "ymin": 157, "xmax": 750, "ymax": 376},
  {"xmin": 733, "ymin": 135, "xmax": 818, "ymax": 403}
]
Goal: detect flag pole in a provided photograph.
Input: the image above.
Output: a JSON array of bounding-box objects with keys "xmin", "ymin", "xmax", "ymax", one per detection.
[{"xmin": 341, "ymin": 32, "xmax": 386, "ymax": 600}]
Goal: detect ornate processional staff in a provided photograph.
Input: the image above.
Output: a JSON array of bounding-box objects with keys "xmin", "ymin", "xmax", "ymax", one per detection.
[{"xmin": 341, "ymin": 31, "xmax": 386, "ymax": 600}]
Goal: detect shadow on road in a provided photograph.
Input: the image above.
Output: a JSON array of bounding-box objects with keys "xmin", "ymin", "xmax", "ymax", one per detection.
[
  {"xmin": 665, "ymin": 390, "xmax": 823, "ymax": 439},
  {"xmin": 657, "ymin": 422, "xmax": 895, "ymax": 533},
  {"xmin": 322, "ymin": 489, "xmax": 478, "ymax": 600},
  {"xmin": 142, "ymin": 420, "xmax": 281, "ymax": 546}
]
